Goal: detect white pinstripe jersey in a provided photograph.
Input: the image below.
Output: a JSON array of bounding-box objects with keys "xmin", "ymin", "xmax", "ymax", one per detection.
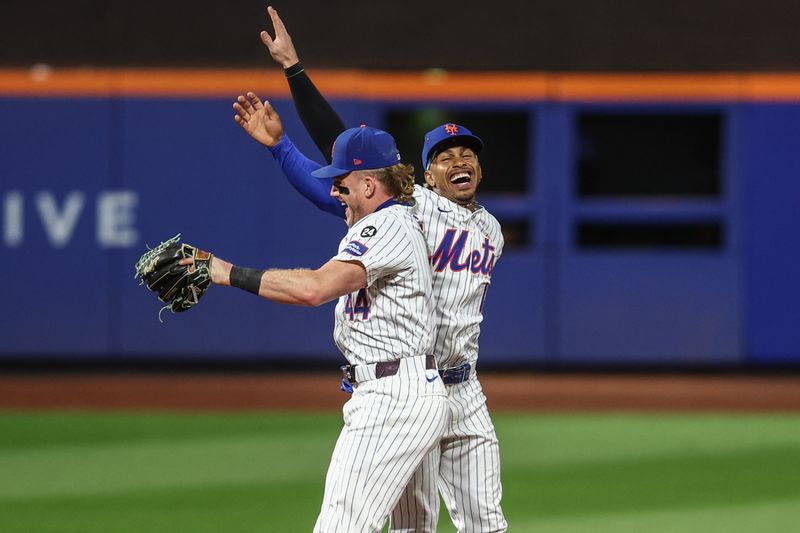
[
  {"xmin": 331, "ymin": 203, "xmax": 435, "ymax": 366},
  {"xmin": 411, "ymin": 186, "xmax": 504, "ymax": 369}
]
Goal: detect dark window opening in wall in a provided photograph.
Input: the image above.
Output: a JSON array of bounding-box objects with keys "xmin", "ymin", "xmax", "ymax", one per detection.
[
  {"xmin": 386, "ymin": 110, "xmax": 530, "ymax": 193},
  {"xmin": 577, "ymin": 114, "xmax": 721, "ymax": 197},
  {"xmin": 577, "ymin": 221, "xmax": 723, "ymax": 249},
  {"xmin": 498, "ymin": 220, "xmax": 532, "ymax": 249}
]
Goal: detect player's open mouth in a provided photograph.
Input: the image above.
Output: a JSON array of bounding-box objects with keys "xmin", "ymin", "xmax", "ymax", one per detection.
[{"xmin": 449, "ymin": 171, "xmax": 471, "ymax": 185}]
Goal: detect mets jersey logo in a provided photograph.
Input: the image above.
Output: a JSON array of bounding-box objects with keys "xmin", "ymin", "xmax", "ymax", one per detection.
[
  {"xmin": 444, "ymin": 123, "xmax": 459, "ymax": 135},
  {"xmin": 431, "ymin": 229, "xmax": 495, "ymax": 275},
  {"xmin": 343, "ymin": 240, "xmax": 369, "ymax": 257}
]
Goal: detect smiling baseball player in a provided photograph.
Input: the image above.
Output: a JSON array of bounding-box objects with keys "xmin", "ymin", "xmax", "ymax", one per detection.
[
  {"xmin": 183, "ymin": 125, "xmax": 450, "ymax": 532},
  {"xmin": 230, "ymin": 10, "xmax": 507, "ymax": 531},
  {"xmin": 244, "ymin": 109, "xmax": 507, "ymax": 532}
]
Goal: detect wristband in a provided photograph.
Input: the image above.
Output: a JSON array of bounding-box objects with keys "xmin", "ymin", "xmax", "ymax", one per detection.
[
  {"xmin": 284, "ymin": 62, "xmax": 305, "ymax": 79},
  {"xmin": 230, "ymin": 266, "xmax": 265, "ymax": 295}
]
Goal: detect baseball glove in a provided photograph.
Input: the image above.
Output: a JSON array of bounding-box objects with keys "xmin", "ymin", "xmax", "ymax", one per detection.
[{"xmin": 134, "ymin": 234, "xmax": 213, "ymax": 321}]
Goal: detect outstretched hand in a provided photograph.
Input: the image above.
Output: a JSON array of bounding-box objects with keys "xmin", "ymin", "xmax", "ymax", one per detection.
[
  {"xmin": 233, "ymin": 92, "xmax": 283, "ymax": 147},
  {"xmin": 261, "ymin": 5, "xmax": 300, "ymax": 68}
]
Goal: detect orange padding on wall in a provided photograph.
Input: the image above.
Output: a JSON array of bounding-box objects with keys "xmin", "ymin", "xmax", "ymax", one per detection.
[{"xmin": 3, "ymin": 68, "xmax": 800, "ymax": 101}]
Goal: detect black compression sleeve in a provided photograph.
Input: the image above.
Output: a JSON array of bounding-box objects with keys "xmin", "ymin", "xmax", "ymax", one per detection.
[{"xmin": 284, "ymin": 62, "xmax": 345, "ymax": 164}]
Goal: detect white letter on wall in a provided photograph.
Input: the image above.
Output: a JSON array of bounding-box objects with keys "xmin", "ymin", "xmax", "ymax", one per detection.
[
  {"xmin": 97, "ymin": 191, "xmax": 139, "ymax": 248},
  {"xmin": 36, "ymin": 191, "xmax": 85, "ymax": 248},
  {"xmin": 4, "ymin": 191, "xmax": 24, "ymax": 247}
]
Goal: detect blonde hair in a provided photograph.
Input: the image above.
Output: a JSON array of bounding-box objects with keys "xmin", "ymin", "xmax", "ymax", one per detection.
[{"xmin": 370, "ymin": 163, "xmax": 416, "ymax": 203}]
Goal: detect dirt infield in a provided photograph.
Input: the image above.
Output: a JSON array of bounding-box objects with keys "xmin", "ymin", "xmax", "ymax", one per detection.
[{"xmin": 1, "ymin": 372, "xmax": 799, "ymax": 412}]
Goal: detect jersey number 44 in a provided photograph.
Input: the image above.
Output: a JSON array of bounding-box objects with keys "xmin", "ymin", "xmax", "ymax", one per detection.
[{"xmin": 344, "ymin": 288, "xmax": 370, "ymax": 320}]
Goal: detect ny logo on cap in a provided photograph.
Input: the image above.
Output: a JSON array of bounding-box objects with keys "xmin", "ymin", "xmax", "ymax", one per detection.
[{"xmin": 444, "ymin": 123, "xmax": 459, "ymax": 135}]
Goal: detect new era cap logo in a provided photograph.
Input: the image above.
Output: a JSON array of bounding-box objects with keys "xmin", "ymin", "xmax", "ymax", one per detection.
[
  {"xmin": 444, "ymin": 123, "xmax": 459, "ymax": 135},
  {"xmin": 353, "ymin": 158, "xmax": 362, "ymax": 165}
]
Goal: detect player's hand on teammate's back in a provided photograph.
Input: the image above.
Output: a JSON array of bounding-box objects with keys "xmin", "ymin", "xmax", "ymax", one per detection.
[
  {"xmin": 233, "ymin": 92, "xmax": 284, "ymax": 147},
  {"xmin": 261, "ymin": 5, "xmax": 299, "ymax": 68}
]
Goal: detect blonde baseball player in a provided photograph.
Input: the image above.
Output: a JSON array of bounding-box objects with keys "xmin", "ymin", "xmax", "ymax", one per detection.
[
  {"xmin": 232, "ymin": 10, "xmax": 508, "ymax": 530},
  {"xmin": 189, "ymin": 126, "xmax": 450, "ymax": 532}
]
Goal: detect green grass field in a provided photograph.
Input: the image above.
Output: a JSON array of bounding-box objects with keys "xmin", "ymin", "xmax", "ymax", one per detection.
[{"xmin": 1, "ymin": 411, "xmax": 799, "ymax": 532}]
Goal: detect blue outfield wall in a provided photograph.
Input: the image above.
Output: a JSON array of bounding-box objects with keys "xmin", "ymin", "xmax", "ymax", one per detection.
[
  {"xmin": 0, "ymin": 96, "xmax": 798, "ymax": 366},
  {"xmin": 741, "ymin": 105, "xmax": 800, "ymax": 364}
]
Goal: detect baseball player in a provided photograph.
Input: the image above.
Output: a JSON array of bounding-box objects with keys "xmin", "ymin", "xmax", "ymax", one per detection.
[
  {"xmin": 231, "ymin": 7, "xmax": 508, "ymax": 532},
  {"xmin": 191, "ymin": 126, "xmax": 450, "ymax": 532}
]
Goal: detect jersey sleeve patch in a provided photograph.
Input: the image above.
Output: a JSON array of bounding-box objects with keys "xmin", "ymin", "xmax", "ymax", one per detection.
[
  {"xmin": 343, "ymin": 240, "xmax": 369, "ymax": 257},
  {"xmin": 360, "ymin": 225, "xmax": 378, "ymax": 238}
]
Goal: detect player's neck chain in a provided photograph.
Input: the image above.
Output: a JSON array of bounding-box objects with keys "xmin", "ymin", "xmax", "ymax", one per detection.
[{"xmin": 463, "ymin": 200, "xmax": 479, "ymax": 212}]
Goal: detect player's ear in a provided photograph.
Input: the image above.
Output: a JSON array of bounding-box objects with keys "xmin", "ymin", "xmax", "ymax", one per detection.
[
  {"xmin": 424, "ymin": 170, "xmax": 436, "ymax": 188},
  {"xmin": 362, "ymin": 174, "xmax": 376, "ymax": 198}
]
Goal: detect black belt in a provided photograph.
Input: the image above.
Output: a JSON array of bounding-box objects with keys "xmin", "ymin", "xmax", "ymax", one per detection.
[
  {"xmin": 439, "ymin": 363, "xmax": 472, "ymax": 385},
  {"xmin": 341, "ymin": 354, "xmax": 437, "ymax": 386}
]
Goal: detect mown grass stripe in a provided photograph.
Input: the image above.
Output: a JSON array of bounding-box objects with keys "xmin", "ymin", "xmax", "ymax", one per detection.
[{"xmin": 0, "ymin": 412, "xmax": 798, "ymax": 533}]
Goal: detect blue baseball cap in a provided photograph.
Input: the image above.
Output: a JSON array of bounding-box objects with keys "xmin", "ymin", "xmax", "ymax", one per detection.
[
  {"xmin": 311, "ymin": 126, "xmax": 401, "ymax": 179},
  {"xmin": 421, "ymin": 123, "xmax": 483, "ymax": 169}
]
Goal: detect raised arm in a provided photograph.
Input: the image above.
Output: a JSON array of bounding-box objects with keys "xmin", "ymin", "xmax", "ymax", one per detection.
[
  {"xmin": 233, "ymin": 92, "xmax": 344, "ymax": 218},
  {"xmin": 261, "ymin": 5, "xmax": 344, "ymax": 163}
]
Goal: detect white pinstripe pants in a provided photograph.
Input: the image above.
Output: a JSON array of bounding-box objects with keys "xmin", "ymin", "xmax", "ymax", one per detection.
[
  {"xmin": 314, "ymin": 356, "xmax": 450, "ymax": 533},
  {"xmin": 390, "ymin": 376, "xmax": 508, "ymax": 533}
]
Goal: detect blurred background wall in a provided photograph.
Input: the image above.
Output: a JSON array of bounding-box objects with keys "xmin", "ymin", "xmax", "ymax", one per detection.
[
  {"xmin": 1, "ymin": 0, "xmax": 799, "ymax": 368},
  {"xmin": 3, "ymin": 0, "xmax": 800, "ymax": 70}
]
